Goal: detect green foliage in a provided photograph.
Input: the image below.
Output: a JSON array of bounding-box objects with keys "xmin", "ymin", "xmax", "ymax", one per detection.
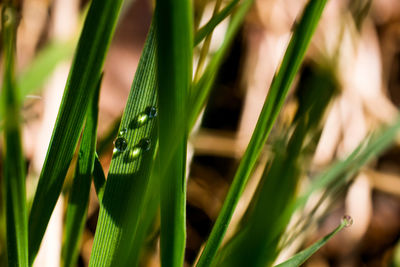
[
  {"xmin": 274, "ymin": 217, "xmax": 351, "ymax": 267},
  {"xmin": 214, "ymin": 63, "xmax": 338, "ymax": 267},
  {"xmin": 196, "ymin": 1, "xmax": 328, "ymax": 266},
  {"xmin": 61, "ymin": 76, "xmax": 102, "ymax": 267},
  {"xmin": 1, "ymin": 0, "xmax": 399, "ymax": 267},
  {"xmin": 1, "ymin": 4, "xmax": 28, "ymax": 266},
  {"xmin": 89, "ymin": 23, "xmax": 158, "ymax": 267},
  {"xmin": 155, "ymin": 0, "xmax": 193, "ymax": 265},
  {"xmin": 27, "ymin": 0, "xmax": 125, "ymax": 263}
]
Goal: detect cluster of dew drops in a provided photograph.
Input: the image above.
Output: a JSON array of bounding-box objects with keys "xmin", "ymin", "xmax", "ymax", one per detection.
[{"xmin": 113, "ymin": 106, "xmax": 157, "ymax": 161}]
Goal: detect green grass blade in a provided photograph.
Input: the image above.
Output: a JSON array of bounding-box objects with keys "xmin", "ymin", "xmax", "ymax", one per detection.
[
  {"xmin": 194, "ymin": 0, "xmax": 238, "ymax": 46},
  {"xmin": 196, "ymin": 1, "xmax": 328, "ymax": 266},
  {"xmin": 18, "ymin": 40, "xmax": 76, "ymax": 98},
  {"xmin": 93, "ymin": 153, "xmax": 106, "ymax": 201},
  {"xmin": 155, "ymin": 0, "xmax": 193, "ymax": 265},
  {"xmin": 1, "ymin": 4, "xmax": 29, "ymax": 266},
  {"xmin": 215, "ymin": 67, "xmax": 337, "ymax": 267},
  {"xmin": 189, "ymin": 0, "xmax": 253, "ymax": 129},
  {"xmin": 295, "ymin": 117, "xmax": 400, "ymax": 211},
  {"xmin": 89, "ymin": 23, "xmax": 158, "ymax": 267},
  {"xmin": 274, "ymin": 217, "xmax": 352, "ymax": 267},
  {"xmin": 61, "ymin": 76, "xmax": 102, "ymax": 267},
  {"xmin": 27, "ymin": 0, "xmax": 124, "ymax": 263},
  {"xmin": 0, "ymin": 39, "xmax": 76, "ymax": 127}
]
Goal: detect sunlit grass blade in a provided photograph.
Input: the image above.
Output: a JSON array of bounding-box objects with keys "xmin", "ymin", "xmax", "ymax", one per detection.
[
  {"xmin": 61, "ymin": 75, "xmax": 102, "ymax": 267},
  {"xmin": 1, "ymin": 4, "xmax": 28, "ymax": 266},
  {"xmin": 27, "ymin": 0, "xmax": 125, "ymax": 263},
  {"xmin": 89, "ymin": 23, "xmax": 158, "ymax": 267},
  {"xmin": 194, "ymin": 0, "xmax": 238, "ymax": 46},
  {"xmin": 215, "ymin": 65, "xmax": 337, "ymax": 267},
  {"xmin": 274, "ymin": 216, "xmax": 352, "ymax": 267},
  {"xmin": 196, "ymin": 1, "xmax": 328, "ymax": 266},
  {"xmin": 155, "ymin": 0, "xmax": 193, "ymax": 265},
  {"xmin": 189, "ymin": 0, "xmax": 253, "ymax": 129}
]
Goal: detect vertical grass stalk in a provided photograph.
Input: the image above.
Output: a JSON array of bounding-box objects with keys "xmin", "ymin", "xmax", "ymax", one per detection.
[
  {"xmin": 1, "ymin": 3, "xmax": 29, "ymax": 266},
  {"xmin": 61, "ymin": 76, "xmax": 102, "ymax": 267},
  {"xmin": 155, "ymin": 0, "xmax": 193, "ymax": 266}
]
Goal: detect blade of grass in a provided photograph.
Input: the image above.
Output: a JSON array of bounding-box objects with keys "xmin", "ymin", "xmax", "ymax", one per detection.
[
  {"xmin": 193, "ymin": 0, "xmax": 223, "ymax": 83},
  {"xmin": 194, "ymin": 0, "xmax": 238, "ymax": 46},
  {"xmin": 18, "ymin": 40, "xmax": 76, "ymax": 99},
  {"xmin": 127, "ymin": 150, "xmax": 160, "ymax": 266},
  {"xmin": 274, "ymin": 216, "xmax": 352, "ymax": 267},
  {"xmin": 215, "ymin": 66, "xmax": 337, "ymax": 267},
  {"xmin": 196, "ymin": 1, "xmax": 328, "ymax": 266},
  {"xmin": 189, "ymin": 0, "xmax": 253, "ymax": 129},
  {"xmin": 0, "ymin": 39, "xmax": 76, "ymax": 129},
  {"xmin": 1, "ymin": 4, "xmax": 29, "ymax": 266},
  {"xmin": 89, "ymin": 23, "xmax": 158, "ymax": 267},
  {"xmin": 27, "ymin": 0, "xmax": 125, "ymax": 263},
  {"xmin": 295, "ymin": 116, "xmax": 400, "ymax": 211},
  {"xmin": 155, "ymin": 0, "xmax": 193, "ymax": 265},
  {"xmin": 61, "ymin": 75, "xmax": 102, "ymax": 267}
]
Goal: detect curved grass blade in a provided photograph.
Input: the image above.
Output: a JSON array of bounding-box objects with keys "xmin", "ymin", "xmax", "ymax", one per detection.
[
  {"xmin": 274, "ymin": 216, "xmax": 352, "ymax": 267},
  {"xmin": 1, "ymin": 4, "xmax": 28, "ymax": 266},
  {"xmin": 61, "ymin": 75, "xmax": 102, "ymax": 267},
  {"xmin": 89, "ymin": 23, "xmax": 158, "ymax": 267},
  {"xmin": 194, "ymin": 0, "xmax": 238, "ymax": 46},
  {"xmin": 27, "ymin": 0, "xmax": 125, "ymax": 263},
  {"xmin": 155, "ymin": 0, "xmax": 193, "ymax": 265},
  {"xmin": 196, "ymin": 1, "xmax": 328, "ymax": 266}
]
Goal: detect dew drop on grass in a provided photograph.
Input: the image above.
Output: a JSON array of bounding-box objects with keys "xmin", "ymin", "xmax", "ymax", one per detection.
[
  {"xmin": 114, "ymin": 136, "xmax": 128, "ymax": 153},
  {"xmin": 341, "ymin": 215, "xmax": 353, "ymax": 227},
  {"xmin": 146, "ymin": 106, "xmax": 157, "ymax": 119},
  {"xmin": 125, "ymin": 138, "xmax": 151, "ymax": 162},
  {"xmin": 139, "ymin": 138, "xmax": 151, "ymax": 151}
]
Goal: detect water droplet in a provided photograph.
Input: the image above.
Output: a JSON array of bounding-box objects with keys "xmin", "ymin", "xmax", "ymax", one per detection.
[
  {"xmin": 139, "ymin": 138, "xmax": 151, "ymax": 151},
  {"xmin": 146, "ymin": 106, "xmax": 157, "ymax": 119},
  {"xmin": 114, "ymin": 137, "xmax": 128, "ymax": 152},
  {"xmin": 119, "ymin": 128, "xmax": 127, "ymax": 136},
  {"xmin": 341, "ymin": 215, "xmax": 353, "ymax": 228}
]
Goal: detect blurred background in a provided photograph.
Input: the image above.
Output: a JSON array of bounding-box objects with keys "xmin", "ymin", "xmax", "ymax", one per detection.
[{"xmin": 1, "ymin": 0, "xmax": 400, "ymax": 266}]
